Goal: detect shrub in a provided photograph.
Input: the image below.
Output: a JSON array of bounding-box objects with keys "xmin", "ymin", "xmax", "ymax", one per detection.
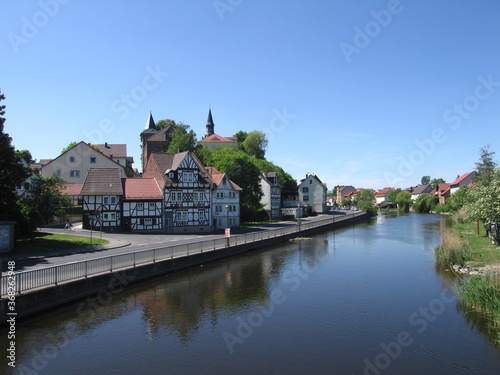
[{"xmin": 435, "ymin": 204, "xmax": 451, "ymax": 214}]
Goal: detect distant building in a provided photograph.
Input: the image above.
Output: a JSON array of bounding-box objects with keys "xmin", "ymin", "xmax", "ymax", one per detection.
[
  {"xmin": 260, "ymin": 172, "xmax": 282, "ymax": 220},
  {"xmin": 198, "ymin": 109, "xmax": 237, "ymax": 150},
  {"xmin": 410, "ymin": 184, "xmax": 433, "ymax": 201},
  {"xmin": 336, "ymin": 186, "xmax": 357, "ymax": 205},
  {"xmin": 298, "ymin": 173, "xmax": 327, "ymax": 213},
  {"xmin": 375, "ymin": 187, "xmax": 395, "ymax": 204},
  {"xmin": 41, "ymin": 141, "xmax": 127, "ymax": 185},
  {"xmin": 206, "ymin": 167, "xmax": 242, "ymax": 230},
  {"xmin": 450, "ymin": 172, "xmax": 475, "ymax": 194},
  {"xmin": 93, "ymin": 143, "xmax": 135, "ymax": 177},
  {"xmin": 140, "ymin": 112, "xmax": 174, "ymax": 173}
]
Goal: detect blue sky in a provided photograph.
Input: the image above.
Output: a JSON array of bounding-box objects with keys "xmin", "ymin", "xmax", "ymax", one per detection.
[{"xmin": 1, "ymin": 0, "xmax": 499, "ymax": 190}]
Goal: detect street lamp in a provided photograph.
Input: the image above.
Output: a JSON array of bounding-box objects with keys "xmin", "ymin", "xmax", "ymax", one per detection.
[{"xmin": 225, "ymin": 205, "xmax": 230, "ymax": 247}]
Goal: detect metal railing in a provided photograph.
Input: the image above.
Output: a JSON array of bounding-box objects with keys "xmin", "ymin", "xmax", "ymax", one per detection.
[{"xmin": 1, "ymin": 212, "xmax": 365, "ymax": 295}]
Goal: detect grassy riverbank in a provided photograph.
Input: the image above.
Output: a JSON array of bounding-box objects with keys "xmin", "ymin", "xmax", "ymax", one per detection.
[
  {"xmin": 436, "ymin": 213, "xmax": 500, "ymax": 345},
  {"xmin": 9, "ymin": 232, "xmax": 109, "ymax": 256}
]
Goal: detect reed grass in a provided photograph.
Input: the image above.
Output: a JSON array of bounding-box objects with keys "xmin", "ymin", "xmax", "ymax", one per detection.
[{"xmin": 435, "ymin": 228, "xmax": 472, "ymax": 266}]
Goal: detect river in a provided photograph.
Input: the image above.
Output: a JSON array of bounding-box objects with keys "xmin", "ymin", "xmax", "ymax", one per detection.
[{"xmin": 2, "ymin": 213, "xmax": 500, "ymax": 374}]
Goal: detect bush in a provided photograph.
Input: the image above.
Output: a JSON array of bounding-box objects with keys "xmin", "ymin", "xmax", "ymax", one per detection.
[
  {"xmin": 435, "ymin": 228, "xmax": 472, "ymax": 266},
  {"xmin": 359, "ymin": 204, "xmax": 377, "ymax": 217},
  {"xmin": 435, "ymin": 204, "xmax": 451, "ymax": 214}
]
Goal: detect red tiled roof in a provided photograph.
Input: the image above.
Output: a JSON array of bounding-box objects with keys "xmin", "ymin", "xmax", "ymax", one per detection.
[
  {"xmin": 450, "ymin": 172, "xmax": 475, "ymax": 186},
  {"xmin": 209, "ymin": 171, "xmax": 243, "ymax": 191},
  {"xmin": 94, "ymin": 144, "xmax": 127, "ymax": 158},
  {"xmin": 123, "ymin": 178, "xmax": 163, "ymax": 200},
  {"xmin": 376, "ymin": 187, "xmax": 395, "ymax": 197},
  {"xmin": 62, "ymin": 184, "xmax": 82, "ymax": 196},
  {"xmin": 199, "ymin": 133, "xmax": 237, "ymax": 143}
]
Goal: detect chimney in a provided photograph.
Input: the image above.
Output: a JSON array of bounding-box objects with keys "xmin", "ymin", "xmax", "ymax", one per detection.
[{"xmin": 105, "ymin": 142, "xmax": 110, "ymax": 148}]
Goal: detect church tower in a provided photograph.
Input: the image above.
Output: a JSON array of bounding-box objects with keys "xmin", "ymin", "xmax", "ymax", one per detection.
[
  {"xmin": 140, "ymin": 112, "xmax": 174, "ymax": 173},
  {"xmin": 205, "ymin": 109, "xmax": 215, "ymax": 138},
  {"xmin": 141, "ymin": 112, "xmax": 157, "ymax": 172}
]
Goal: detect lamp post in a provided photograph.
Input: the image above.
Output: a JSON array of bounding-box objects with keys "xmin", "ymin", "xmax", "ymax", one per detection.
[{"xmin": 225, "ymin": 205, "xmax": 230, "ymax": 247}]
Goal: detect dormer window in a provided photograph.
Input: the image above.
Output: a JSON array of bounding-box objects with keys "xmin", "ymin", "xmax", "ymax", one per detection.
[{"xmin": 168, "ymin": 172, "xmax": 174, "ymax": 178}]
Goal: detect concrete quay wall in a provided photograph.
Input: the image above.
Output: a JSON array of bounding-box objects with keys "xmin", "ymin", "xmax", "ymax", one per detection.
[{"xmin": 0, "ymin": 212, "xmax": 368, "ymax": 323}]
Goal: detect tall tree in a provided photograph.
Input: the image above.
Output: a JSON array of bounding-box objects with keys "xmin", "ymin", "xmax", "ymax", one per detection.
[
  {"xmin": 16, "ymin": 150, "xmax": 35, "ymax": 164},
  {"xmin": 156, "ymin": 119, "xmax": 176, "ymax": 130},
  {"xmin": 204, "ymin": 148, "xmax": 263, "ymax": 215},
  {"xmin": 242, "ymin": 130, "xmax": 268, "ymax": 159},
  {"xmin": 394, "ymin": 191, "xmax": 412, "ymax": 213},
  {"xmin": 421, "ymin": 176, "xmax": 431, "ymax": 185},
  {"xmin": 0, "ymin": 90, "xmax": 30, "ymax": 221},
  {"xmin": 475, "ymin": 144, "xmax": 497, "ymax": 186},
  {"xmin": 430, "ymin": 178, "xmax": 446, "ymax": 189},
  {"xmin": 166, "ymin": 123, "xmax": 199, "ymax": 153},
  {"xmin": 17, "ymin": 175, "xmax": 71, "ymax": 237}
]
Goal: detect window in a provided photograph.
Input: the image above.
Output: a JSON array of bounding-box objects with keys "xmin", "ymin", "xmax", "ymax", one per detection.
[
  {"xmin": 56, "ymin": 169, "xmax": 61, "ymax": 177},
  {"xmin": 216, "ymin": 192, "xmax": 224, "ymax": 199},
  {"xmin": 90, "ymin": 157, "xmax": 96, "ymax": 163},
  {"xmin": 137, "ymin": 203, "xmax": 144, "ymax": 210},
  {"xmin": 103, "ymin": 196, "xmax": 109, "ymax": 204},
  {"xmin": 69, "ymin": 156, "xmax": 75, "ymax": 163},
  {"xmin": 183, "ymin": 171, "xmax": 194, "ymax": 182},
  {"xmin": 168, "ymin": 172, "xmax": 174, "ymax": 178},
  {"xmin": 303, "ymin": 195, "xmax": 309, "ymax": 201},
  {"xmin": 171, "ymin": 191, "xmax": 182, "ymax": 202},
  {"xmin": 176, "ymin": 211, "xmax": 188, "ymax": 221},
  {"xmin": 110, "ymin": 213, "xmax": 116, "ymax": 220},
  {"xmin": 149, "ymin": 202, "xmax": 156, "ymax": 210},
  {"xmin": 216, "ymin": 205, "xmax": 222, "ymax": 212},
  {"xmin": 145, "ymin": 218, "xmax": 153, "ymax": 225},
  {"xmin": 70, "ymin": 170, "xmax": 80, "ymax": 178},
  {"xmin": 110, "ymin": 197, "xmax": 116, "ymax": 204},
  {"xmin": 309, "ymin": 179, "xmax": 312, "ymax": 184},
  {"xmin": 302, "ymin": 187, "xmax": 309, "ymax": 193}
]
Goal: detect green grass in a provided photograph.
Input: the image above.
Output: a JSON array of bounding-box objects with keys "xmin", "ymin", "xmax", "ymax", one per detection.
[
  {"xmin": 6, "ymin": 232, "xmax": 109, "ymax": 256},
  {"xmin": 456, "ymin": 221, "xmax": 500, "ymax": 268},
  {"xmin": 456, "ymin": 275, "xmax": 500, "ymax": 345}
]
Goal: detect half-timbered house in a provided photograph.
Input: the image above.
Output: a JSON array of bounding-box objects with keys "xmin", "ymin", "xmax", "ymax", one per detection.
[
  {"xmin": 122, "ymin": 178, "xmax": 163, "ymax": 232},
  {"xmin": 143, "ymin": 151, "xmax": 213, "ymax": 233},
  {"xmin": 80, "ymin": 168, "xmax": 123, "ymax": 230}
]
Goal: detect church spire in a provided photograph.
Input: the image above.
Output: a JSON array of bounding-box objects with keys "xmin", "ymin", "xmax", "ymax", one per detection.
[
  {"xmin": 144, "ymin": 111, "xmax": 156, "ymax": 131},
  {"xmin": 205, "ymin": 108, "xmax": 215, "ymax": 138}
]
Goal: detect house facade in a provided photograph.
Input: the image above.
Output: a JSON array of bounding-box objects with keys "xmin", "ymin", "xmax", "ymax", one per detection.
[
  {"xmin": 260, "ymin": 172, "xmax": 281, "ymax": 220},
  {"xmin": 80, "ymin": 168, "xmax": 123, "ymax": 230},
  {"xmin": 450, "ymin": 172, "xmax": 475, "ymax": 194},
  {"xmin": 41, "ymin": 141, "xmax": 127, "ymax": 184},
  {"xmin": 207, "ymin": 167, "xmax": 242, "ymax": 230},
  {"xmin": 298, "ymin": 173, "xmax": 327, "ymax": 213},
  {"xmin": 376, "ymin": 187, "xmax": 395, "ymax": 204},
  {"xmin": 122, "ymin": 178, "xmax": 164, "ymax": 232},
  {"xmin": 143, "ymin": 151, "xmax": 213, "ymax": 233},
  {"xmin": 431, "ymin": 183, "xmax": 451, "ymax": 205},
  {"xmin": 94, "ymin": 143, "xmax": 135, "ymax": 177},
  {"xmin": 410, "ymin": 184, "xmax": 433, "ymax": 201}
]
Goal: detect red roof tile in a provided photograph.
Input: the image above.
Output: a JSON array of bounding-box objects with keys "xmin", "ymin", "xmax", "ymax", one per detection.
[
  {"xmin": 62, "ymin": 184, "xmax": 82, "ymax": 196},
  {"xmin": 123, "ymin": 178, "xmax": 163, "ymax": 200}
]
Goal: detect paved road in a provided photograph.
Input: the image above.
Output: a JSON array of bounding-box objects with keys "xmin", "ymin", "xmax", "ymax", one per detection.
[{"xmin": 1, "ymin": 213, "xmax": 356, "ymax": 273}]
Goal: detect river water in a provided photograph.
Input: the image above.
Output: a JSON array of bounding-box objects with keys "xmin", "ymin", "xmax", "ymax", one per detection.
[{"xmin": 2, "ymin": 213, "xmax": 500, "ymax": 375}]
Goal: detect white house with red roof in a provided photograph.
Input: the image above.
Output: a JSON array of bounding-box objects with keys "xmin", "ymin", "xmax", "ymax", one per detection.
[
  {"xmin": 206, "ymin": 167, "xmax": 242, "ymax": 230},
  {"xmin": 450, "ymin": 172, "xmax": 476, "ymax": 194},
  {"xmin": 122, "ymin": 178, "xmax": 164, "ymax": 232},
  {"xmin": 375, "ymin": 187, "xmax": 395, "ymax": 204}
]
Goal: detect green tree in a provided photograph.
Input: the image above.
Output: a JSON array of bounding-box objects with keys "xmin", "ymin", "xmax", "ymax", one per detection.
[
  {"xmin": 413, "ymin": 195, "xmax": 438, "ymax": 213},
  {"xmin": 356, "ymin": 189, "xmax": 375, "ymax": 207},
  {"xmin": 166, "ymin": 124, "xmax": 199, "ymax": 153},
  {"xmin": 394, "ymin": 191, "xmax": 412, "ymax": 213},
  {"xmin": 156, "ymin": 119, "xmax": 176, "ymax": 130},
  {"xmin": 17, "ymin": 175, "xmax": 71, "ymax": 237},
  {"xmin": 16, "ymin": 150, "xmax": 34, "ymax": 164},
  {"xmin": 234, "ymin": 130, "xmax": 247, "ymax": 150},
  {"xmin": 386, "ymin": 188, "xmax": 402, "ymax": 203},
  {"xmin": 242, "ymin": 130, "xmax": 268, "ymax": 159},
  {"xmin": 61, "ymin": 141, "xmax": 79, "ymax": 154},
  {"xmin": 421, "ymin": 176, "xmax": 431, "ymax": 185},
  {"xmin": 463, "ymin": 170, "xmax": 500, "ymax": 244},
  {"xmin": 0, "ymin": 90, "xmax": 30, "ymax": 221},
  {"xmin": 448, "ymin": 186, "xmax": 469, "ymax": 212},
  {"xmin": 251, "ymin": 157, "xmax": 297, "ymax": 197},
  {"xmin": 474, "ymin": 144, "xmax": 497, "ymax": 186},
  {"xmin": 204, "ymin": 148, "xmax": 263, "ymax": 220}
]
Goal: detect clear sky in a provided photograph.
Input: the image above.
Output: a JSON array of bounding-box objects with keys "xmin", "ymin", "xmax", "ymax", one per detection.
[{"xmin": 1, "ymin": 0, "xmax": 499, "ymax": 190}]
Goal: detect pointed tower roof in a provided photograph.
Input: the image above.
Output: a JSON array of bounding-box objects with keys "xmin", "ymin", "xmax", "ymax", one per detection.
[
  {"xmin": 205, "ymin": 108, "xmax": 215, "ymax": 137},
  {"xmin": 143, "ymin": 112, "xmax": 156, "ymax": 132}
]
